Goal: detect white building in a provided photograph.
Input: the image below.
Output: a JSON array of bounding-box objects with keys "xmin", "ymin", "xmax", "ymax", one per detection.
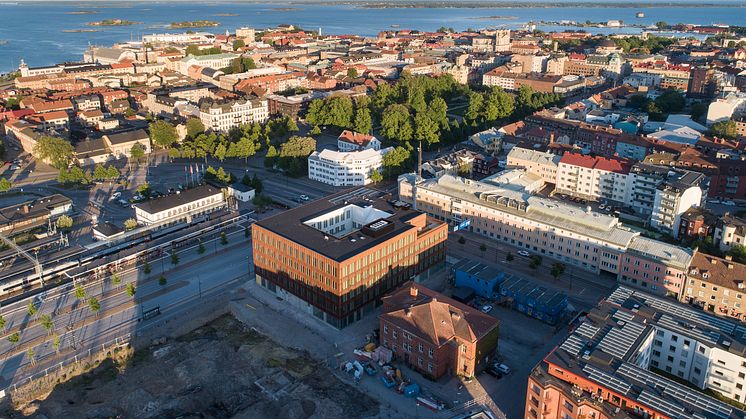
[
  {"xmin": 308, "ymin": 147, "xmax": 392, "ymax": 187},
  {"xmin": 179, "ymin": 53, "xmax": 239, "ymax": 74},
  {"xmin": 650, "ymin": 180, "xmax": 704, "ymax": 236},
  {"xmin": 505, "ymin": 146, "xmax": 560, "ymax": 184},
  {"xmin": 134, "ymin": 185, "xmax": 225, "ymax": 226},
  {"xmin": 198, "ymin": 97, "xmax": 269, "ymax": 132},
  {"xmin": 143, "ymin": 32, "xmax": 213, "ymax": 45},
  {"xmin": 556, "ymin": 152, "xmax": 632, "ymax": 202},
  {"xmin": 707, "ymin": 92, "xmax": 746, "ymax": 126}
]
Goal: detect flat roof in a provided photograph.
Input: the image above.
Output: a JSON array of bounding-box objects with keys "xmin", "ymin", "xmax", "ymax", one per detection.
[
  {"xmin": 134, "ymin": 185, "xmax": 223, "ymax": 215},
  {"xmin": 546, "ymin": 286, "xmax": 746, "ymax": 419},
  {"xmin": 254, "ymin": 187, "xmax": 440, "ymax": 262}
]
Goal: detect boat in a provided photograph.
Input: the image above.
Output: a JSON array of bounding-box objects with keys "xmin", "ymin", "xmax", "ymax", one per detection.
[
  {"xmin": 636, "ymin": 12, "xmax": 645, "ymax": 18},
  {"xmin": 390, "ymin": 24, "xmax": 400, "ymax": 28},
  {"xmin": 0, "ymin": 40, "xmax": 7, "ymax": 45}
]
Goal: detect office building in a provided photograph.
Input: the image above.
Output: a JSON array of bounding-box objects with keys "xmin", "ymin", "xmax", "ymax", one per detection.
[
  {"xmin": 252, "ymin": 188, "xmax": 448, "ymax": 328},
  {"xmin": 308, "ymin": 147, "xmax": 392, "ymax": 187}
]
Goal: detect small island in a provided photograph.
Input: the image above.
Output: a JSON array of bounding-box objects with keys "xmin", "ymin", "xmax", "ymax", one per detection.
[
  {"xmin": 65, "ymin": 10, "xmax": 99, "ymax": 15},
  {"xmin": 170, "ymin": 20, "xmax": 220, "ymax": 29},
  {"xmin": 87, "ymin": 19, "xmax": 141, "ymax": 27}
]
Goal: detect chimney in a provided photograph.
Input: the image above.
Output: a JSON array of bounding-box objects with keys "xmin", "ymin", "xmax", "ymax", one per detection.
[
  {"xmin": 711, "ymin": 258, "xmax": 717, "ymax": 264},
  {"xmin": 410, "ymin": 286, "xmax": 418, "ymax": 298},
  {"xmin": 549, "ymin": 132, "xmax": 555, "ymax": 144},
  {"xmin": 728, "ymin": 263, "xmax": 734, "ymax": 270},
  {"xmin": 22, "ymin": 204, "xmax": 29, "ymax": 214},
  {"xmin": 725, "ymin": 255, "xmax": 733, "ymax": 261}
]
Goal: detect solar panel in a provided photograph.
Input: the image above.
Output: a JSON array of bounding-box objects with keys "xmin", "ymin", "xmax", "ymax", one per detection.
[
  {"xmin": 638, "ymin": 389, "xmax": 686, "ymax": 418},
  {"xmin": 560, "ymin": 334, "xmax": 585, "ymax": 357},
  {"xmin": 582, "ymin": 364, "xmax": 631, "ymax": 395},
  {"xmin": 616, "ymin": 363, "xmax": 734, "ymax": 419},
  {"xmin": 597, "ymin": 321, "xmax": 647, "ymax": 360},
  {"xmin": 576, "ymin": 322, "xmax": 600, "ymax": 340}
]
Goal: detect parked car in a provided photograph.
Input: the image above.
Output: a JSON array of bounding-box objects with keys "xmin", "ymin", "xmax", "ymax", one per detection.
[
  {"xmin": 485, "ymin": 364, "xmax": 503, "ymax": 378},
  {"xmin": 723, "ymin": 200, "xmax": 736, "ymax": 206},
  {"xmin": 598, "ymin": 204, "xmax": 606, "ymax": 210},
  {"xmin": 481, "ymin": 305, "xmax": 493, "ymax": 313},
  {"xmin": 517, "ymin": 250, "xmax": 531, "ymax": 257},
  {"xmin": 111, "ymin": 191, "xmax": 122, "ymax": 199},
  {"xmin": 299, "ymin": 194, "xmax": 309, "ymax": 201},
  {"xmin": 494, "ymin": 363, "xmax": 510, "ymax": 375}
]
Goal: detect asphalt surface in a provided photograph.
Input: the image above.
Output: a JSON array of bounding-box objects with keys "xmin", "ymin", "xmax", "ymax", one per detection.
[{"xmin": 0, "ymin": 224, "xmax": 252, "ymax": 390}]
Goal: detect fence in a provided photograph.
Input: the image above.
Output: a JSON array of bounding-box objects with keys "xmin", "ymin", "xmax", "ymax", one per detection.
[
  {"xmin": 4, "ymin": 332, "xmax": 132, "ymax": 398},
  {"xmin": 441, "ymin": 393, "xmax": 508, "ymax": 419}
]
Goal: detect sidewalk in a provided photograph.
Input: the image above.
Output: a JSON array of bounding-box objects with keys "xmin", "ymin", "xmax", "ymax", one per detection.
[{"xmin": 229, "ymin": 276, "xmax": 502, "ymax": 418}]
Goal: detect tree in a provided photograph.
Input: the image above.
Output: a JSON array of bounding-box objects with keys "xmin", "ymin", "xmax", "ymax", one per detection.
[
  {"xmin": 0, "ymin": 314, "xmax": 5, "ymax": 330},
  {"xmin": 654, "ymin": 90, "xmax": 685, "ymax": 114},
  {"xmin": 137, "ymin": 183, "xmax": 151, "ymax": 198},
  {"xmin": 74, "ymin": 284, "xmax": 86, "ymax": 300},
  {"xmin": 711, "ymin": 120, "xmax": 738, "ymax": 139},
  {"xmin": 727, "ymin": 244, "xmax": 746, "ymax": 264},
  {"xmin": 628, "ymin": 94, "xmax": 649, "ymax": 110},
  {"xmin": 465, "ymin": 91, "xmax": 484, "ymax": 123},
  {"xmin": 483, "ymin": 87, "xmax": 515, "ymax": 122},
  {"xmin": 111, "ymin": 273, "xmax": 122, "ymax": 286},
  {"xmin": 159, "ymin": 275, "xmax": 167, "ymax": 286},
  {"xmin": 143, "ymin": 260, "xmax": 152, "ymax": 274},
  {"xmin": 106, "ymin": 165, "xmax": 120, "ymax": 180},
  {"xmin": 550, "ymin": 263, "xmax": 566, "ymax": 280},
  {"xmin": 480, "ymin": 243, "xmax": 487, "ymax": 252},
  {"xmin": 655, "ymin": 21, "xmax": 668, "ymax": 29},
  {"xmin": 264, "ymin": 145, "xmax": 278, "ymax": 168},
  {"xmin": 149, "ymin": 120, "xmax": 179, "ymax": 148},
  {"xmin": 88, "ymin": 297, "xmax": 101, "ymax": 314},
  {"xmin": 40, "ymin": 314, "xmax": 53, "ymax": 335},
  {"xmin": 168, "ymin": 147, "xmax": 181, "ymax": 161},
  {"xmin": 529, "ymin": 255, "xmax": 542, "ymax": 269},
  {"xmin": 58, "ymin": 166, "xmax": 90, "ymax": 185},
  {"xmin": 458, "ymin": 236, "xmax": 466, "ymax": 245},
  {"xmin": 7, "ymin": 332, "xmax": 19, "ymax": 345},
  {"xmin": 690, "ymin": 103, "xmax": 708, "ymax": 122},
  {"xmin": 124, "ymin": 218, "xmax": 138, "ymax": 231},
  {"xmin": 27, "ymin": 348, "xmax": 35, "ymax": 365},
  {"xmin": 369, "ymin": 169, "xmax": 383, "ymax": 184},
  {"xmin": 52, "ymin": 333, "xmax": 61, "ymax": 352},
  {"xmin": 214, "ymin": 142, "xmax": 227, "ymax": 162},
  {"xmin": 506, "ymin": 252, "xmax": 514, "ymax": 262},
  {"xmin": 56, "ymin": 214, "xmax": 73, "ymax": 230},
  {"xmin": 381, "ymin": 104, "xmax": 413, "ymax": 144},
  {"xmin": 33, "ymin": 136, "xmax": 74, "ymax": 169},
  {"xmin": 347, "ymin": 67, "xmax": 359, "ymax": 78},
  {"xmin": 414, "ymin": 112, "xmax": 439, "ymax": 145},
  {"xmin": 251, "ymin": 173, "xmax": 263, "ymax": 193},
  {"xmin": 0, "ymin": 177, "xmax": 12, "ymax": 192},
  {"xmin": 353, "ymin": 107, "xmax": 372, "ymax": 134},
  {"xmin": 233, "ymin": 39, "xmax": 245, "ymax": 50},
  {"xmin": 27, "ymin": 301, "xmax": 37, "ymax": 317},
  {"xmin": 93, "ymin": 164, "xmax": 108, "ymax": 180},
  {"xmin": 130, "ymin": 143, "xmax": 146, "ymax": 162},
  {"xmin": 170, "ymin": 250, "xmax": 179, "ymax": 265},
  {"xmin": 220, "ymin": 231, "xmax": 228, "ymax": 246},
  {"xmin": 126, "ymin": 282, "xmax": 136, "ymax": 297},
  {"xmin": 310, "ymin": 125, "xmax": 321, "ymax": 136},
  {"xmin": 277, "ymin": 136, "xmax": 316, "ymax": 177},
  {"xmin": 381, "ymin": 146, "xmax": 411, "ymax": 178},
  {"xmin": 185, "ymin": 118, "xmax": 205, "ymax": 139}
]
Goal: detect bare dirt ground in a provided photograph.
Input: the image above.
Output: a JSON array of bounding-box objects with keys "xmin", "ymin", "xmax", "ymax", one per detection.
[{"xmin": 4, "ymin": 315, "xmax": 380, "ymax": 419}]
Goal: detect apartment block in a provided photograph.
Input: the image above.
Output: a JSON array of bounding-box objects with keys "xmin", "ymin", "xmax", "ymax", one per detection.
[
  {"xmin": 556, "ymin": 152, "xmax": 632, "ymax": 203},
  {"xmin": 398, "ymin": 174, "xmax": 692, "ymax": 296},
  {"xmin": 505, "ymin": 146, "xmax": 561, "ymax": 184},
  {"xmin": 527, "ymin": 286, "xmax": 746, "ymax": 419},
  {"xmin": 252, "ymin": 188, "xmax": 448, "ymax": 329},
  {"xmin": 684, "ymin": 252, "xmax": 746, "ymax": 321},
  {"xmin": 198, "ymin": 97, "xmax": 269, "ymax": 132}
]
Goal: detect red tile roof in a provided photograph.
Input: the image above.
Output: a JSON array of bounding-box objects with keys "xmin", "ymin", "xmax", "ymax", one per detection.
[
  {"xmin": 338, "ymin": 130, "xmax": 376, "ymax": 146},
  {"xmin": 560, "ymin": 152, "xmax": 632, "ymax": 174}
]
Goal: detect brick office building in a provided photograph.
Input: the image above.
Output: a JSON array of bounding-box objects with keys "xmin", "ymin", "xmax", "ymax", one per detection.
[
  {"xmin": 251, "ymin": 188, "xmax": 448, "ymax": 328},
  {"xmin": 379, "ymin": 282, "xmax": 500, "ymax": 379}
]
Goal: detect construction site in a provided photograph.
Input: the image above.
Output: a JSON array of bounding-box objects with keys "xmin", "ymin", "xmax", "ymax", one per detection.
[{"xmin": 2, "ymin": 315, "xmax": 380, "ymax": 419}]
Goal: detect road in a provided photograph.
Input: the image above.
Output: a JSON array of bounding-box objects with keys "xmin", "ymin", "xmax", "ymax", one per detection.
[{"xmin": 0, "ymin": 223, "xmax": 252, "ymax": 390}]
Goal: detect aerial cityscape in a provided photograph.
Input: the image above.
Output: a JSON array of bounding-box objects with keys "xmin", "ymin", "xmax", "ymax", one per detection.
[{"xmin": 1, "ymin": 0, "xmax": 746, "ymax": 418}]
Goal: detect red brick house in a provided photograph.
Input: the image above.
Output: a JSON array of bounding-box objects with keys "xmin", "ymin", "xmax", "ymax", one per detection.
[{"xmin": 379, "ymin": 282, "xmax": 499, "ymax": 380}]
